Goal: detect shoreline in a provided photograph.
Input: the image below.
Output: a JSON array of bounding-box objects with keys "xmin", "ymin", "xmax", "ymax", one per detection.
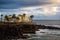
[{"xmin": 0, "ymin": 21, "xmax": 60, "ymax": 39}]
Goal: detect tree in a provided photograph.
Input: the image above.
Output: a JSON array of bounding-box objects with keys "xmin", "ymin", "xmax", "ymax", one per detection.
[
  {"xmin": 30, "ymin": 15, "xmax": 34, "ymax": 19},
  {"xmin": 12, "ymin": 14, "xmax": 16, "ymax": 18},
  {"xmin": 4, "ymin": 15, "xmax": 9, "ymax": 22},
  {"xmin": 12, "ymin": 14, "xmax": 16, "ymax": 22},
  {"xmin": 30, "ymin": 15, "xmax": 34, "ymax": 22},
  {"xmin": 8, "ymin": 15, "xmax": 12, "ymax": 21},
  {"xmin": 0, "ymin": 14, "xmax": 3, "ymax": 22},
  {"xmin": 23, "ymin": 13, "xmax": 26, "ymax": 17}
]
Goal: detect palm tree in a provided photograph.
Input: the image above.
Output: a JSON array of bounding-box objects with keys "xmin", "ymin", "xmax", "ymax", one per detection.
[
  {"xmin": 30, "ymin": 15, "xmax": 34, "ymax": 22},
  {"xmin": 8, "ymin": 15, "xmax": 12, "ymax": 21},
  {"xmin": 4, "ymin": 15, "xmax": 9, "ymax": 22},
  {"xmin": 23, "ymin": 13, "xmax": 26, "ymax": 17},
  {"xmin": 4, "ymin": 15, "xmax": 10, "ymax": 27},
  {"xmin": 12, "ymin": 14, "xmax": 16, "ymax": 22},
  {"xmin": 0, "ymin": 14, "xmax": 3, "ymax": 23}
]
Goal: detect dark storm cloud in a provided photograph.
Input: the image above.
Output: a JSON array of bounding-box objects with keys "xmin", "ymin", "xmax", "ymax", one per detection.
[{"xmin": 0, "ymin": 0, "xmax": 51, "ymax": 9}]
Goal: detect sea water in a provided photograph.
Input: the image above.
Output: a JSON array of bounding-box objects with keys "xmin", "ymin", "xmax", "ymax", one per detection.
[
  {"xmin": 33, "ymin": 20, "xmax": 60, "ymax": 25},
  {"xmin": 17, "ymin": 20, "xmax": 60, "ymax": 40},
  {"xmin": 26, "ymin": 29, "xmax": 60, "ymax": 40},
  {"xmin": 27, "ymin": 20, "xmax": 60, "ymax": 40}
]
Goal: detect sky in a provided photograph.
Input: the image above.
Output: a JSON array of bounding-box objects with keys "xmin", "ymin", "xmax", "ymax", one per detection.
[{"xmin": 0, "ymin": 0, "xmax": 60, "ymax": 20}]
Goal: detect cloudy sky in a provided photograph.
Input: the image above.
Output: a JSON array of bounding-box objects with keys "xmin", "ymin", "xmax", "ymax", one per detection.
[{"xmin": 0, "ymin": 0, "xmax": 60, "ymax": 20}]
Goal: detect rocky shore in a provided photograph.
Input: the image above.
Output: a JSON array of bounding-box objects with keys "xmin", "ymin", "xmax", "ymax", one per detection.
[
  {"xmin": 0, "ymin": 22, "xmax": 60, "ymax": 40},
  {"xmin": 0, "ymin": 22, "xmax": 36, "ymax": 40}
]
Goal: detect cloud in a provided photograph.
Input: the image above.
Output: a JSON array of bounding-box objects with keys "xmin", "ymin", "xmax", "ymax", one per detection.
[
  {"xmin": 50, "ymin": 0, "xmax": 60, "ymax": 4},
  {"xmin": 0, "ymin": 5, "xmax": 60, "ymax": 20},
  {"xmin": 0, "ymin": 9, "xmax": 57, "ymax": 20},
  {"xmin": 0, "ymin": 6, "xmax": 57, "ymax": 16},
  {"xmin": 0, "ymin": 0, "xmax": 59, "ymax": 9},
  {"xmin": 19, "ymin": 6, "xmax": 57, "ymax": 16}
]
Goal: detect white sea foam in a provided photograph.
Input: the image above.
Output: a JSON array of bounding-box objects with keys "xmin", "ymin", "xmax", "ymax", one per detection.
[{"xmin": 45, "ymin": 25, "xmax": 60, "ymax": 28}]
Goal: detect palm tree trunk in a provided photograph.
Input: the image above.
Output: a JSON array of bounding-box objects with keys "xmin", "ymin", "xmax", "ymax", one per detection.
[{"xmin": 1, "ymin": 16, "xmax": 2, "ymax": 23}]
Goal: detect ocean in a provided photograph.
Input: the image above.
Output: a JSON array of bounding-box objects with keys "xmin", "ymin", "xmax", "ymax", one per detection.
[
  {"xmin": 33, "ymin": 20, "xmax": 60, "ymax": 25},
  {"xmin": 15, "ymin": 20, "xmax": 60, "ymax": 40},
  {"xmin": 27, "ymin": 20, "xmax": 60, "ymax": 40},
  {"xmin": 25, "ymin": 20, "xmax": 60, "ymax": 40}
]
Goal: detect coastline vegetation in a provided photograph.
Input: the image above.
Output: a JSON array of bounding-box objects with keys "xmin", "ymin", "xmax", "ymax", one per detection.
[{"xmin": 0, "ymin": 13, "xmax": 34, "ymax": 23}]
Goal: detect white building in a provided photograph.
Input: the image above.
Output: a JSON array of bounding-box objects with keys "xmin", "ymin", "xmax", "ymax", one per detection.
[{"xmin": 17, "ymin": 14, "xmax": 32, "ymax": 23}]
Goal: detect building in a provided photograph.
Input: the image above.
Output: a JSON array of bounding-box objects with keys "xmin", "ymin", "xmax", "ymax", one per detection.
[{"xmin": 17, "ymin": 14, "xmax": 32, "ymax": 23}]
